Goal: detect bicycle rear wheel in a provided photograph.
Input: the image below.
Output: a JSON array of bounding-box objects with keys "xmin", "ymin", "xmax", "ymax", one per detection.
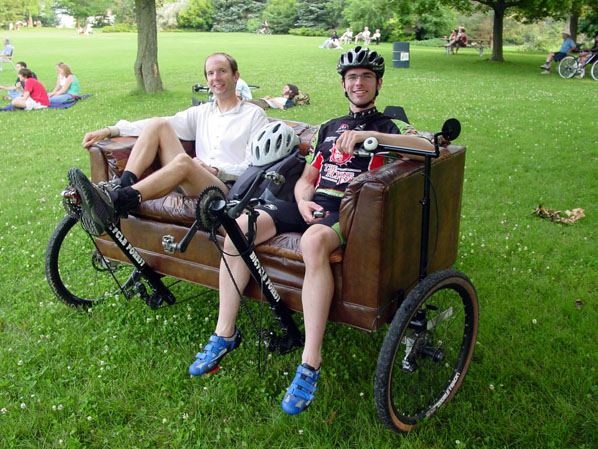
[
  {"xmin": 45, "ymin": 215, "xmax": 136, "ymax": 308},
  {"xmin": 375, "ymin": 269, "xmax": 479, "ymax": 432},
  {"xmin": 591, "ymin": 60, "xmax": 598, "ymax": 81},
  {"xmin": 558, "ymin": 56, "xmax": 577, "ymax": 78}
]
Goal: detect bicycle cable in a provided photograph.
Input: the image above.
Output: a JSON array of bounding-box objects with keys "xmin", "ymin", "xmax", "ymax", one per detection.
[{"xmin": 210, "ymin": 218, "xmax": 270, "ymax": 375}]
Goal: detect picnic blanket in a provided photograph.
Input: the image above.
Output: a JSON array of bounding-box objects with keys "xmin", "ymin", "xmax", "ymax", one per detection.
[{"xmin": 0, "ymin": 94, "xmax": 92, "ymax": 112}]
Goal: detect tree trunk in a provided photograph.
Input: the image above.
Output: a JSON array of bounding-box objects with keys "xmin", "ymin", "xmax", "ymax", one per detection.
[
  {"xmin": 490, "ymin": 3, "xmax": 505, "ymax": 62},
  {"xmin": 569, "ymin": 13, "xmax": 579, "ymax": 43},
  {"xmin": 134, "ymin": 0, "xmax": 163, "ymax": 93}
]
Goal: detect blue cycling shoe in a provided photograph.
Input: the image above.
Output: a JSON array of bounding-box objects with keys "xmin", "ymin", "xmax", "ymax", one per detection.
[
  {"xmin": 281, "ymin": 363, "xmax": 320, "ymax": 415},
  {"xmin": 189, "ymin": 328, "xmax": 241, "ymax": 376}
]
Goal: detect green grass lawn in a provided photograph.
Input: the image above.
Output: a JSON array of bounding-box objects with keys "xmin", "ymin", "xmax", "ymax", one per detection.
[{"xmin": 0, "ymin": 28, "xmax": 596, "ymax": 449}]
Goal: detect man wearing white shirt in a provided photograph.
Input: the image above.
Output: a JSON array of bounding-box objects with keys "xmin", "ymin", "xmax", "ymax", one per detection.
[{"xmin": 70, "ymin": 53, "xmax": 268, "ymax": 237}]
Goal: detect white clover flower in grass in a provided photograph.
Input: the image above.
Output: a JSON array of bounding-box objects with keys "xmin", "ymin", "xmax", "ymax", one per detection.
[
  {"xmin": 58, "ymin": 404, "xmax": 63, "ymax": 411},
  {"xmin": 20, "ymin": 403, "xmax": 26, "ymax": 409},
  {"xmin": 1, "ymin": 408, "xmax": 7, "ymax": 414},
  {"xmin": 489, "ymin": 384, "xmax": 495, "ymax": 390},
  {"xmin": 162, "ymin": 418, "xmax": 167, "ymax": 424},
  {"xmin": 17, "ymin": 360, "xmax": 23, "ymax": 366},
  {"xmin": 182, "ymin": 413, "xmax": 189, "ymax": 420},
  {"xmin": 87, "ymin": 416, "xmax": 92, "ymax": 421},
  {"xmin": 532, "ymin": 319, "xmax": 537, "ymax": 324}
]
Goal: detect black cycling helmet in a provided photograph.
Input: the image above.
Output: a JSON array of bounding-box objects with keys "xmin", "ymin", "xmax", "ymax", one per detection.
[{"xmin": 337, "ymin": 46, "xmax": 385, "ymax": 78}]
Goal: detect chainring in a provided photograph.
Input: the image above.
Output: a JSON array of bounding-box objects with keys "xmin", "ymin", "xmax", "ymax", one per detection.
[{"xmin": 196, "ymin": 186, "xmax": 226, "ymax": 232}]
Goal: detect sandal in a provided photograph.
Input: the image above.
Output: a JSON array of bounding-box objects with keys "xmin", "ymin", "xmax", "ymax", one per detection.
[
  {"xmin": 189, "ymin": 327, "xmax": 241, "ymax": 376},
  {"xmin": 281, "ymin": 363, "xmax": 320, "ymax": 415}
]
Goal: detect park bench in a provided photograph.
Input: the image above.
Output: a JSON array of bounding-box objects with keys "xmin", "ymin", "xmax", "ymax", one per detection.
[
  {"xmin": 440, "ymin": 38, "xmax": 491, "ymax": 57},
  {"xmin": 85, "ymin": 115, "xmax": 466, "ymax": 332}
]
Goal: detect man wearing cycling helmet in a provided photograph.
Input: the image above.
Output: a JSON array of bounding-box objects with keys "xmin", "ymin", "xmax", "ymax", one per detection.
[
  {"xmin": 190, "ymin": 47, "xmax": 434, "ymax": 415},
  {"xmin": 68, "ymin": 53, "xmax": 268, "ymax": 237}
]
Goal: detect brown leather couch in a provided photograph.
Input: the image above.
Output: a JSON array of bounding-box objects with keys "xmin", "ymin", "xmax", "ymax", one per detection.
[{"xmin": 87, "ymin": 120, "xmax": 466, "ymax": 332}]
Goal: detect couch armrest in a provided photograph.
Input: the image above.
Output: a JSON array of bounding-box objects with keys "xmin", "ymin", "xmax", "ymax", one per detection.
[
  {"xmin": 338, "ymin": 145, "xmax": 466, "ymax": 324},
  {"xmin": 88, "ymin": 137, "xmax": 195, "ymax": 184}
]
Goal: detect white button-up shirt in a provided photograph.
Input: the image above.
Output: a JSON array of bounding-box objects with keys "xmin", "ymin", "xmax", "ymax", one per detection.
[{"xmin": 114, "ymin": 101, "xmax": 268, "ymax": 180}]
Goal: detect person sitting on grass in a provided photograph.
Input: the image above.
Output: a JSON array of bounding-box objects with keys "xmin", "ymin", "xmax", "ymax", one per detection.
[
  {"xmin": 12, "ymin": 68, "xmax": 49, "ymax": 110},
  {"xmin": 0, "ymin": 61, "xmax": 36, "ymax": 101},
  {"xmin": 65, "ymin": 53, "xmax": 268, "ymax": 238},
  {"xmin": 48, "ymin": 62, "xmax": 80, "ymax": 105},
  {"xmin": 541, "ymin": 30, "xmax": 577, "ymax": 74},
  {"xmin": 187, "ymin": 46, "xmax": 434, "ymax": 416}
]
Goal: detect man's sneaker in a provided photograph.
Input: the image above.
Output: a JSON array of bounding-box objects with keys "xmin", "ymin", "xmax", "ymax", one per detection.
[
  {"xmin": 541, "ymin": 69, "xmax": 550, "ymax": 75},
  {"xmin": 68, "ymin": 168, "xmax": 116, "ymax": 236},
  {"xmin": 540, "ymin": 64, "xmax": 549, "ymax": 69},
  {"xmin": 189, "ymin": 328, "xmax": 242, "ymax": 376},
  {"xmin": 281, "ymin": 363, "xmax": 320, "ymax": 415}
]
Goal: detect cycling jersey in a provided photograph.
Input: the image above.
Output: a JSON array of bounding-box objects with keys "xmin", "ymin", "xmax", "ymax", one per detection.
[
  {"xmin": 308, "ymin": 107, "xmax": 414, "ymax": 198},
  {"xmin": 259, "ymin": 106, "xmax": 422, "ymax": 243}
]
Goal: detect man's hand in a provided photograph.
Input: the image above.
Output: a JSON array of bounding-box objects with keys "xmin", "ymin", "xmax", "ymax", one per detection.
[
  {"xmin": 298, "ymin": 199, "xmax": 327, "ymax": 224},
  {"xmin": 193, "ymin": 157, "xmax": 218, "ymax": 176},
  {"xmin": 335, "ymin": 130, "xmax": 372, "ymax": 156},
  {"xmin": 82, "ymin": 128, "xmax": 110, "ymax": 148}
]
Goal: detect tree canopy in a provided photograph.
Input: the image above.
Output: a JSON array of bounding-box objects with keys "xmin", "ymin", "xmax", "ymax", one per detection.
[{"xmin": 447, "ymin": 0, "xmax": 565, "ymax": 61}]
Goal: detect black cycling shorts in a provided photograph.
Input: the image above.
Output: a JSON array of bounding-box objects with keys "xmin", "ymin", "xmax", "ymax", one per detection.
[{"xmin": 258, "ymin": 193, "xmax": 344, "ymax": 242}]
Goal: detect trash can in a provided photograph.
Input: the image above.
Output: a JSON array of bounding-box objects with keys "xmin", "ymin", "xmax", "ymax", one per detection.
[{"xmin": 392, "ymin": 42, "xmax": 410, "ymax": 69}]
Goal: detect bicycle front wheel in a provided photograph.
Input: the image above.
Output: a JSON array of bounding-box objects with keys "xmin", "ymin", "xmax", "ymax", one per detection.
[
  {"xmin": 375, "ymin": 269, "xmax": 479, "ymax": 432},
  {"xmin": 591, "ymin": 60, "xmax": 598, "ymax": 81},
  {"xmin": 558, "ymin": 56, "xmax": 577, "ymax": 78},
  {"xmin": 45, "ymin": 215, "xmax": 136, "ymax": 308}
]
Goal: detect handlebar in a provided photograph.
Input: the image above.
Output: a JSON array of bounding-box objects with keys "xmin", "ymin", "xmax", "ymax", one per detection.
[{"xmin": 354, "ymin": 118, "xmax": 461, "ymax": 159}]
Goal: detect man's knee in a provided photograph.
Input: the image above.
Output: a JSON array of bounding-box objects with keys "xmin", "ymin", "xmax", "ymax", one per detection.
[
  {"xmin": 300, "ymin": 228, "xmax": 339, "ymax": 264},
  {"xmin": 171, "ymin": 152, "xmax": 194, "ymax": 170},
  {"xmin": 143, "ymin": 117, "xmax": 172, "ymax": 136}
]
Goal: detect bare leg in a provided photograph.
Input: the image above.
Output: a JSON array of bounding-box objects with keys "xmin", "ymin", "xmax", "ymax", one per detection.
[
  {"xmin": 11, "ymin": 97, "xmax": 26, "ymax": 109},
  {"xmin": 215, "ymin": 211, "xmax": 277, "ymax": 337},
  {"xmin": 132, "ymin": 153, "xmax": 226, "ymax": 200},
  {"xmin": 298, "ymin": 225, "xmax": 341, "ymax": 369},
  {"xmin": 125, "ymin": 117, "xmax": 188, "ymax": 178}
]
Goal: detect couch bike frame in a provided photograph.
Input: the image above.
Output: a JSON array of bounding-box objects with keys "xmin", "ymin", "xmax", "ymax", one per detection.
[{"xmin": 45, "ymin": 119, "xmax": 478, "ymax": 433}]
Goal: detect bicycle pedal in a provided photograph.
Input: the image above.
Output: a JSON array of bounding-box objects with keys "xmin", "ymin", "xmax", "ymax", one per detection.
[{"xmin": 62, "ymin": 187, "xmax": 82, "ymax": 219}]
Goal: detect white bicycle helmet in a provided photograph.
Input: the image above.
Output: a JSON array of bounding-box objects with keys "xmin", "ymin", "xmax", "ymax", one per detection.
[{"xmin": 250, "ymin": 121, "xmax": 300, "ymax": 167}]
